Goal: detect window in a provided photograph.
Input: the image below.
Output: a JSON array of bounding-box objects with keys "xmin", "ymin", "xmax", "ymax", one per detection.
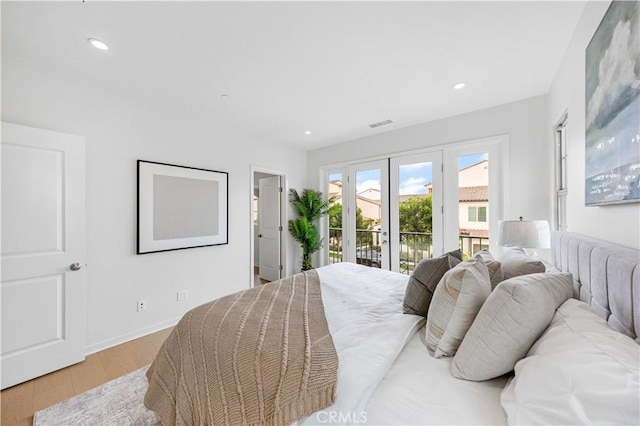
[
  {"xmin": 468, "ymin": 207, "xmax": 477, "ymax": 221},
  {"xmin": 555, "ymin": 113, "xmax": 568, "ymax": 231},
  {"xmin": 468, "ymin": 206, "xmax": 487, "ymax": 222},
  {"xmin": 478, "ymin": 206, "xmax": 487, "ymax": 222}
]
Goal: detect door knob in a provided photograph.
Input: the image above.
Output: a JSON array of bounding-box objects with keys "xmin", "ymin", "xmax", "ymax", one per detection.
[
  {"xmin": 258, "ymin": 234, "xmax": 263, "ymax": 238},
  {"xmin": 69, "ymin": 263, "xmax": 82, "ymax": 271},
  {"xmin": 382, "ymin": 240, "xmax": 388, "ymax": 245}
]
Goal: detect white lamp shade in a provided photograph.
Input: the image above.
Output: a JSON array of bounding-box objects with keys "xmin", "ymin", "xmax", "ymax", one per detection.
[{"xmin": 497, "ymin": 220, "xmax": 550, "ymax": 249}]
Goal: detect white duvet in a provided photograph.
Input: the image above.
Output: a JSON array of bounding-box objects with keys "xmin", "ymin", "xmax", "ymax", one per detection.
[{"xmin": 298, "ymin": 263, "xmax": 424, "ymax": 425}]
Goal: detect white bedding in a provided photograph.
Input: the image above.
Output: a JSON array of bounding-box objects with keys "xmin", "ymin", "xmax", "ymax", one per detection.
[
  {"xmin": 299, "ymin": 263, "xmax": 424, "ymax": 425},
  {"xmin": 366, "ymin": 330, "xmax": 508, "ymax": 425},
  {"xmin": 300, "ymin": 263, "xmax": 508, "ymax": 425}
]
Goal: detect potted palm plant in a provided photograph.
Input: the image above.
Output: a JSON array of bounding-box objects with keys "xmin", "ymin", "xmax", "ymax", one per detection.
[{"xmin": 288, "ymin": 188, "xmax": 330, "ymax": 271}]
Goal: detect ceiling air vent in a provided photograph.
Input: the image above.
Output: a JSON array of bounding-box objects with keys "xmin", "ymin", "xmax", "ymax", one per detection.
[{"xmin": 369, "ymin": 119, "xmax": 393, "ymax": 129}]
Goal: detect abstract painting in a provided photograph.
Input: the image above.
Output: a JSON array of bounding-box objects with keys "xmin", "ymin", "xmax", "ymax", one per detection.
[{"xmin": 585, "ymin": 0, "xmax": 640, "ymax": 205}]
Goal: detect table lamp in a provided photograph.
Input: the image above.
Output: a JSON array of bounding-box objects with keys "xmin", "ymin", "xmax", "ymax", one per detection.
[{"xmin": 497, "ymin": 217, "xmax": 551, "ymax": 254}]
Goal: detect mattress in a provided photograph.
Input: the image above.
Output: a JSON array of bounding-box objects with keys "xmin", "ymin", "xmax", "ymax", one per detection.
[{"xmin": 365, "ymin": 326, "xmax": 508, "ymax": 425}]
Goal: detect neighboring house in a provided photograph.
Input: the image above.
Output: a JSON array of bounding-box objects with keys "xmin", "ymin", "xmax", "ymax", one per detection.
[
  {"xmin": 355, "ymin": 194, "xmax": 381, "ymax": 223},
  {"xmin": 328, "ymin": 180, "xmax": 381, "ymax": 224},
  {"xmin": 457, "ymin": 160, "xmax": 489, "ymax": 239},
  {"xmin": 459, "ymin": 159, "xmax": 489, "ymax": 187},
  {"xmin": 410, "ymin": 160, "xmax": 489, "ymax": 240},
  {"xmin": 328, "ymin": 180, "xmax": 343, "ymax": 202},
  {"xmin": 458, "ymin": 186, "xmax": 489, "ymax": 238},
  {"xmin": 358, "ymin": 188, "xmax": 381, "ymax": 201}
]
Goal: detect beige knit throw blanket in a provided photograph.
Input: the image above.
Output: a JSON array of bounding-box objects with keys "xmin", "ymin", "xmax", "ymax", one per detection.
[{"xmin": 144, "ymin": 269, "xmax": 338, "ymax": 425}]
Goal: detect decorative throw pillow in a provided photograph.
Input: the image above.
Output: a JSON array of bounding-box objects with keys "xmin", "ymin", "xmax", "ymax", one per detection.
[
  {"xmin": 403, "ymin": 252, "xmax": 461, "ymax": 316},
  {"xmin": 443, "ymin": 248, "xmax": 463, "ymax": 261},
  {"xmin": 451, "ymin": 272, "xmax": 573, "ymax": 381},
  {"xmin": 425, "ymin": 257, "xmax": 491, "ymax": 358},
  {"xmin": 474, "ymin": 250, "xmax": 503, "ymax": 289},
  {"xmin": 501, "ymin": 299, "xmax": 639, "ymax": 425},
  {"xmin": 499, "ymin": 246, "xmax": 545, "ymax": 279}
]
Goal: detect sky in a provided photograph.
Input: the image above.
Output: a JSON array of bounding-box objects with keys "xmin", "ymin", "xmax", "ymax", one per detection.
[{"xmin": 330, "ymin": 152, "xmax": 487, "ymax": 196}]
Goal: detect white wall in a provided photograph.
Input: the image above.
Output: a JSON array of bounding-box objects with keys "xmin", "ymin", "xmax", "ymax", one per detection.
[
  {"xmin": 308, "ymin": 96, "xmax": 551, "ymax": 226},
  {"xmin": 2, "ymin": 57, "xmax": 307, "ymax": 352},
  {"xmin": 547, "ymin": 1, "xmax": 640, "ymax": 249}
]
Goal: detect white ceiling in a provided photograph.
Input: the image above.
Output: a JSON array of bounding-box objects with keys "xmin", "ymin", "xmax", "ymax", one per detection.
[{"xmin": 2, "ymin": 1, "xmax": 587, "ymax": 150}]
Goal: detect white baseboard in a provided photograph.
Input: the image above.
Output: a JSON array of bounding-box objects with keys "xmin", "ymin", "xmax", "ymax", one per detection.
[{"xmin": 85, "ymin": 317, "xmax": 180, "ymax": 356}]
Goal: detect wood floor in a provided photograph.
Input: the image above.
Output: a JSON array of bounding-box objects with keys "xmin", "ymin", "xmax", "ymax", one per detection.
[
  {"xmin": 254, "ymin": 266, "xmax": 270, "ymax": 285},
  {"xmin": 0, "ymin": 327, "xmax": 173, "ymax": 426}
]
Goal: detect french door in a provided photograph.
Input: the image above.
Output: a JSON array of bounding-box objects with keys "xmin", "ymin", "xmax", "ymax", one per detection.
[
  {"xmin": 323, "ymin": 136, "xmax": 504, "ymax": 273},
  {"xmin": 390, "ymin": 153, "xmax": 443, "ymax": 272},
  {"xmin": 345, "ymin": 160, "xmax": 390, "ymax": 269},
  {"xmin": 335, "ymin": 153, "xmax": 443, "ymax": 273}
]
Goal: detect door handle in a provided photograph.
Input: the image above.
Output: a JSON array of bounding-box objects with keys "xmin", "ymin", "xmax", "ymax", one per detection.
[
  {"xmin": 69, "ymin": 263, "xmax": 82, "ymax": 271},
  {"xmin": 258, "ymin": 234, "xmax": 262, "ymax": 238},
  {"xmin": 382, "ymin": 240, "xmax": 388, "ymax": 245}
]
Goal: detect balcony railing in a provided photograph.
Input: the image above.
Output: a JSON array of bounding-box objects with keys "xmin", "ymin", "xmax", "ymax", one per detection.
[
  {"xmin": 328, "ymin": 227, "xmax": 489, "ymax": 274},
  {"xmin": 398, "ymin": 231, "xmax": 434, "ymax": 274}
]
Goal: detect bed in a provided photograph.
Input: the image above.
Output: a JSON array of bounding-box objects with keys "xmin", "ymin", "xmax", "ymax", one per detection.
[{"xmin": 145, "ymin": 231, "xmax": 639, "ymax": 425}]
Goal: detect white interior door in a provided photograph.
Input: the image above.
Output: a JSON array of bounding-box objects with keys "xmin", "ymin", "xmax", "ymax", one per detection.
[
  {"xmin": 346, "ymin": 160, "xmax": 390, "ymax": 269},
  {"xmin": 258, "ymin": 176, "xmax": 281, "ymax": 282},
  {"xmin": 1, "ymin": 122, "xmax": 86, "ymax": 389}
]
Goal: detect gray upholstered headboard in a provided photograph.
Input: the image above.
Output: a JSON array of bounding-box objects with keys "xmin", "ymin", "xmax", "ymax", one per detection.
[{"xmin": 551, "ymin": 231, "xmax": 640, "ymax": 343}]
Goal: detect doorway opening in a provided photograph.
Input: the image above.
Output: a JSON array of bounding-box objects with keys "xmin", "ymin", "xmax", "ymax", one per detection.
[{"xmin": 250, "ymin": 167, "xmax": 287, "ymax": 287}]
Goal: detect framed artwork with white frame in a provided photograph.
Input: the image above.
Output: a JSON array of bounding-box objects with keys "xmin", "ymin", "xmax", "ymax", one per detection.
[{"xmin": 137, "ymin": 160, "xmax": 228, "ymax": 254}]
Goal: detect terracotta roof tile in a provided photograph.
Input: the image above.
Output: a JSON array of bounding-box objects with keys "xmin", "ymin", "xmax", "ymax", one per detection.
[{"xmin": 458, "ymin": 186, "xmax": 488, "ymax": 202}]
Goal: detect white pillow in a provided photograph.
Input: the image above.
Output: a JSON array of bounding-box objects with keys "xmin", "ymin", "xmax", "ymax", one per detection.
[{"xmin": 501, "ymin": 299, "xmax": 640, "ymax": 425}]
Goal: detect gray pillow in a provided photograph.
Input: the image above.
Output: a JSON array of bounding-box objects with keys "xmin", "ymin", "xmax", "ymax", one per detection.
[
  {"xmin": 499, "ymin": 246, "xmax": 545, "ymax": 279},
  {"xmin": 425, "ymin": 257, "xmax": 492, "ymax": 358},
  {"xmin": 451, "ymin": 272, "xmax": 573, "ymax": 381},
  {"xmin": 402, "ymin": 253, "xmax": 461, "ymax": 316},
  {"xmin": 474, "ymin": 250, "xmax": 504, "ymax": 289},
  {"xmin": 443, "ymin": 248, "xmax": 463, "ymax": 261}
]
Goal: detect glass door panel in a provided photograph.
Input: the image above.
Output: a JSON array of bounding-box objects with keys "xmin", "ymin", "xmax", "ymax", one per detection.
[
  {"xmin": 347, "ymin": 160, "xmax": 389, "ymax": 269},
  {"xmin": 327, "ymin": 172, "xmax": 344, "ymax": 264},
  {"xmin": 457, "ymin": 152, "xmax": 490, "ymax": 257},
  {"xmin": 443, "ymin": 143, "xmax": 503, "ymax": 258},
  {"xmin": 390, "ymin": 153, "xmax": 443, "ymax": 273}
]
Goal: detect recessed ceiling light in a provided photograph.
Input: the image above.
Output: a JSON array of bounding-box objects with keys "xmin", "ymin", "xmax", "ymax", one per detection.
[
  {"xmin": 220, "ymin": 94, "xmax": 230, "ymax": 99},
  {"xmin": 304, "ymin": 131, "xmax": 312, "ymax": 135},
  {"xmin": 453, "ymin": 82, "xmax": 466, "ymax": 90},
  {"xmin": 88, "ymin": 38, "xmax": 108, "ymax": 51}
]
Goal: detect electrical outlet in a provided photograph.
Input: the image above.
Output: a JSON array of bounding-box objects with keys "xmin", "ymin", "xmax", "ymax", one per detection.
[
  {"xmin": 177, "ymin": 290, "xmax": 189, "ymax": 301},
  {"xmin": 137, "ymin": 299, "xmax": 147, "ymax": 312}
]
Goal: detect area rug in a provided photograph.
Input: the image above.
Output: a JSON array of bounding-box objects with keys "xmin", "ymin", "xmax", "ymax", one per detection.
[{"xmin": 33, "ymin": 366, "xmax": 160, "ymax": 426}]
